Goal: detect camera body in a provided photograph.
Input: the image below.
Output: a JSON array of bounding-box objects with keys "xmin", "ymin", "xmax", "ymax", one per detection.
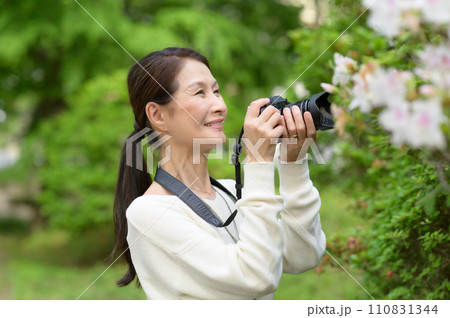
[{"xmin": 259, "ymin": 91, "xmax": 334, "ymax": 131}]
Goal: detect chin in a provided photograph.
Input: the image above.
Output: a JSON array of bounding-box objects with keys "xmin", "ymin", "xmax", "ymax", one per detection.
[
  {"xmin": 204, "ymin": 129, "xmax": 226, "ymax": 141},
  {"xmin": 217, "ymin": 132, "xmax": 226, "ymax": 143}
]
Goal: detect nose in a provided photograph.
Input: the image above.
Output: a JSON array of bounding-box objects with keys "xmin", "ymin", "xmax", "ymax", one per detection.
[{"xmin": 209, "ymin": 95, "xmax": 227, "ymax": 115}]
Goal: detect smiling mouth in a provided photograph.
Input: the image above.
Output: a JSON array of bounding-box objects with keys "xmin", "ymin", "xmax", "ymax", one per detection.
[{"xmin": 204, "ymin": 122, "xmax": 223, "ymax": 127}]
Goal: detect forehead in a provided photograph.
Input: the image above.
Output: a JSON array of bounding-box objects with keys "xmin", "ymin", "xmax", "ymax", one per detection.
[{"xmin": 176, "ymin": 59, "xmax": 215, "ymax": 87}]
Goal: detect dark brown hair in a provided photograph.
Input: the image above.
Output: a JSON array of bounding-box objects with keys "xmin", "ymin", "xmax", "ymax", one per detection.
[{"xmin": 112, "ymin": 47, "xmax": 209, "ymax": 287}]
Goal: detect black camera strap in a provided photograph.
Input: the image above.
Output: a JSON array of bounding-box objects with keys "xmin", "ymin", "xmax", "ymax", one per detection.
[
  {"xmin": 154, "ymin": 167, "xmax": 238, "ymax": 228},
  {"xmin": 231, "ymin": 127, "xmax": 245, "ymax": 200}
]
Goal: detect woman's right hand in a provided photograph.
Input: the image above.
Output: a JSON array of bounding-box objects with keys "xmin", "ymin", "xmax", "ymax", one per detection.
[{"xmin": 242, "ymin": 98, "xmax": 286, "ymax": 163}]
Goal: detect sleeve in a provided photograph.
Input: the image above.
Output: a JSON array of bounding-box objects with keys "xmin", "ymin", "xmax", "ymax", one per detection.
[
  {"xmin": 127, "ymin": 162, "xmax": 285, "ymax": 299},
  {"xmin": 276, "ymin": 154, "xmax": 327, "ymax": 274}
]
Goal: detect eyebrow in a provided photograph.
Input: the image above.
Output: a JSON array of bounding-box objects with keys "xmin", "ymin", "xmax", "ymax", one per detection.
[{"xmin": 186, "ymin": 80, "xmax": 218, "ymax": 90}]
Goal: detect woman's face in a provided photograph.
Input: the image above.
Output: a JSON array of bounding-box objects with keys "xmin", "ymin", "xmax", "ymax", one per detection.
[{"xmin": 163, "ymin": 59, "xmax": 227, "ymax": 150}]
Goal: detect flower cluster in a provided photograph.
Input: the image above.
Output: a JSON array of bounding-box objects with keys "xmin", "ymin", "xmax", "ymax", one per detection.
[
  {"xmin": 362, "ymin": 0, "xmax": 450, "ymax": 38},
  {"xmin": 322, "ymin": 51, "xmax": 448, "ymax": 149},
  {"xmin": 320, "ymin": 1, "xmax": 450, "ymax": 150}
]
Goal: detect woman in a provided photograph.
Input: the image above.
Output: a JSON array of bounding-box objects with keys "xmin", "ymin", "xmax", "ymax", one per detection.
[{"xmin": 113, "ymin": 47, "xmax": 326, "ymax": 299}]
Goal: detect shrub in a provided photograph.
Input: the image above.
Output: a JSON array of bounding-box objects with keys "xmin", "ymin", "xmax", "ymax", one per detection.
[{"xmin": 355, "ymin": 141, "xmax": 450, "ymax": 299}]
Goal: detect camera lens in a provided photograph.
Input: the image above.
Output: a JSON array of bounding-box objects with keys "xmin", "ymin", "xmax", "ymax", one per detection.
[
  {"xmin": 294, "ymin": 98, "xmax": 311, "ymax": 113},
  {"xmin": 261, "ymin": 92, "xmax": 334, "ymax": 130}
]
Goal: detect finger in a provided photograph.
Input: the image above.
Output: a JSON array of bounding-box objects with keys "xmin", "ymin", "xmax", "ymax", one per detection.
[
  {"xmin": 273, "ymin": 124, "xmax": 286, "ymax": 138},
  {"xmin": 283, "ymin": 108, "xmax": 297, "ymax": 136},
  {"xmin": 291, "ymin": 105, "xmax": 306, "ymax": 136},
  {"xmin": 303, "ymin": 111, "xmax": 317, "ymax": 139},
  {"xmin": 266, "ymin": 111, "xmax": 282, "ymax": 128},
  {"xmin": 278, "ymin": 114, "xmax": 289, "ymax": 138},
  {"xmin": 258, "ymin": 105, "xmax": 279, "ymax": 122},
  {"xmin": 245, "ymin": 98, "xmax": 270, "ymax": 119}
]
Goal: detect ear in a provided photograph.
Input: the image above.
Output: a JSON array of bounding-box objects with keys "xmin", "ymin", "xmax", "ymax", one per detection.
[{"xmin": 145, "ymin": 102, "xmax": 168, "ymax": 132}]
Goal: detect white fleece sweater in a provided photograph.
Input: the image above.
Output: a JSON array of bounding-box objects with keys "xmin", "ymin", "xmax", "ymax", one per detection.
[{"xmin": 126, "ymin": 156, "xmax": 326, "ymax": 299}]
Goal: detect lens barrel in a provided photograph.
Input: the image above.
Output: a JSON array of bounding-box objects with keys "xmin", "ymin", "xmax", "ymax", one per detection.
[{"xmin": 259, "ymin": 92, "xmax": 334, "ymax": 131}]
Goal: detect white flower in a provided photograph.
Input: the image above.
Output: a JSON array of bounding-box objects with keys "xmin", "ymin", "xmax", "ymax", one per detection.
[
  {"xmin": 271, "ymin": 86, "xmax": 285, "ymax": 97},
  {"xmin": 320, "ymin": 82, "xmax": 337, "ymax": 94},
  {"xmin": 369, "ymin": 68, "xmax": 412, "ymax": 108},
  {"xmin": 421, "ymin": 0, "xmax": 450, "ymax": 25},
  {"xmin": 363, "ymin": 0, "xmax": 403, "ymax": 38},
  {"xmin": 363, "ymin": 0, "xmax": 450, "ymax": 37},
  {"xmin": 293, "ymin": 82, "xmax": 310, "ymax": 99},
  {"xmin": 349, "ymin": 72, "xmax": 375, "ymax": 113},
  {"xmin": 406, "ymin": 98, "xmax": 447, "ymax": 149},
  {"xmin": 332, "ymin": 53, "xmax": 357, "ymax": 85},
  {"xmin": 379, "ymin": 100, "xmax": 411, "ymax": 145}
]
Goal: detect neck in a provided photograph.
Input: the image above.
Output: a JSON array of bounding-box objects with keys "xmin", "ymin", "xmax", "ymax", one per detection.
[{"xmin": 159, "ymin": 144, "xmax": 213, "ymax": 196}]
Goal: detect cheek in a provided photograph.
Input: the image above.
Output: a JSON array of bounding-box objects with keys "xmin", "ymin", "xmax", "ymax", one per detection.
[
  {"xmin": 189, "ymin": 103, "xmax": 211, "ymax": 124},
  {"xmin": 186, "ymin": 109, "xmax": 207, "ymax": 128},
  {"xmin": 172, "ymin": 108, "xmax": 204, "ymax": 136},
  {"xmin": 182, "ymin": 98, "xmax": 203, "ymax": 115}
]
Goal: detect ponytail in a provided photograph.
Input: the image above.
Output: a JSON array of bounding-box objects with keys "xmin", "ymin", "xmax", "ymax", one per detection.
[{"xmin": 112, "ymin": 130, "xmax": 151, "ymax": 287}]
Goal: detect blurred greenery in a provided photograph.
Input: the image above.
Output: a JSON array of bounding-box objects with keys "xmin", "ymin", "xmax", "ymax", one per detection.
[
  {"xmin": 0, "ymin": 0, "xmax": 304, "ymax": 231},
  {"xmin": 1, "ymin": 0, "xmax": 448, "ymax": 300}
]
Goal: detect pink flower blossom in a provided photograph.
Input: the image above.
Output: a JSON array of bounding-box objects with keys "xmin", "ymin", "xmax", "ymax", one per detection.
[
  {"xmin": 419, "ymin": 84, "xmax": 437, "ymax": 97},
  {"xmin": 416, "ymin": 44, "xmax": 450, "ymax": 90},
  {"xmin": 406, "ymin": 98, "xmax": 447, "ymax": 149},
  {"xmin": 379, "ymin": 98, "xmax": 447, "ymax": 149},
  {"xmin": 369, "ymin": 68, "xmax": 412, "ymax": 108},
  {"xmin": 379, "ymin": 101, "xmax": 411, "ymax": 145}
]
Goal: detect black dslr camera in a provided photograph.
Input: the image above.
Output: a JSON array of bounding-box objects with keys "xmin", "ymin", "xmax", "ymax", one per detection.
[
  {"xmin": 232, "ymin": 91, "xmax": 334, "ymax": 200},
  {"xmin": 259, "ymin": 91, "xmax": 334, "ymax": 130}
]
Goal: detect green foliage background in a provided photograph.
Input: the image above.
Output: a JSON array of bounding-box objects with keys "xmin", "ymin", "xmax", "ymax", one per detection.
[{"xmin": 1, "ymin": 0, "xmax": 299, "ymax": 230}]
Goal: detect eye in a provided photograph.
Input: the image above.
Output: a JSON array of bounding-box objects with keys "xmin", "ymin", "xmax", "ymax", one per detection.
[
  {"xmin": 195, "ymin": 90, "xmax": 205, "ymax": 95},
  {"xmin": 214, "ymin": 88, "xmax": 220, "ymax": 94}
]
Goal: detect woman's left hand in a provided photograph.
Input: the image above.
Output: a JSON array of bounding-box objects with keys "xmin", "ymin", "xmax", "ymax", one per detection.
[{"xmin": 279, "ymin": 106, "xmax": 317, "ymax": 162}]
